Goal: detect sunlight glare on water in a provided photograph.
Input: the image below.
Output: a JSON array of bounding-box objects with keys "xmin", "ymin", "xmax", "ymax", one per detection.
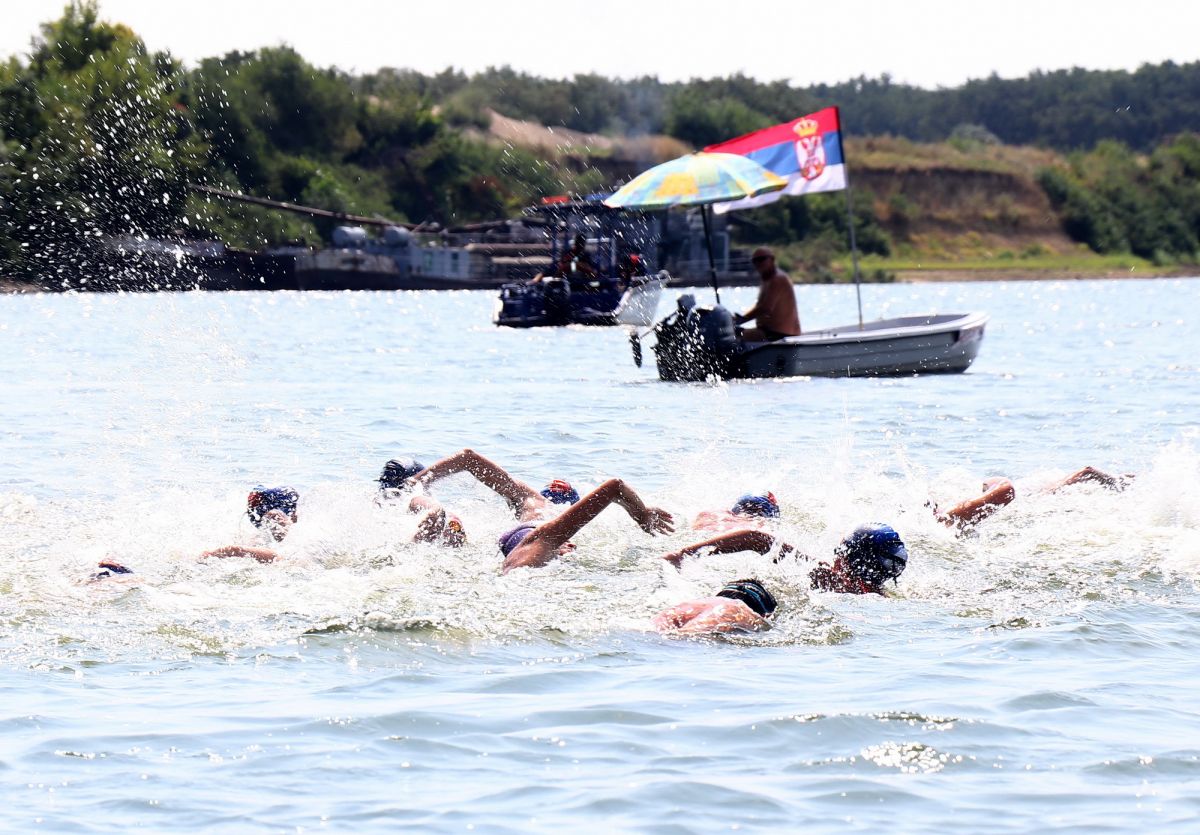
[{"xmin": 2, "ymin": 279, "xmax": 1200, "ymax": 831}]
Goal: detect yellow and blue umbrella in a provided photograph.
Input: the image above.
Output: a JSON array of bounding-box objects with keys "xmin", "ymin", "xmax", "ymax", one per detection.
[
  {"xmin": 604, "ymin": 152, "xmax": 786, "ymax": 210},
  {"xmin": 605, "ymin": 152, "xmax": 785, "ymax": 301}
]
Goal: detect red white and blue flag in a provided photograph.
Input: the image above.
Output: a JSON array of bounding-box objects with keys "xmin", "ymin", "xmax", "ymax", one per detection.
[{"xmin": 705, "ymin": 106, "xmax": 846, "ymax": 213}]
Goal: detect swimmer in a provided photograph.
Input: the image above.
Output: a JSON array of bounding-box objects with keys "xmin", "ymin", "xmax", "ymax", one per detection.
[
  {"xmin": 807, "ymin": 523, "xmax": 908, "ymax": 595},
  {"xmin": 245, "ymin": 486, "xmax": 299, "ymax": 542},
  {"xmin": 496, "ymin": 478, "xmax": 673, "ymax": 573},
  {"xmin": 934, "ymin": 466, "xmax": 1132, "ymax": 530},
  {"xmin": 691, "ymin": 492, "xmax": 780, "ymax": 533},
  {"xmin": 407, "ymin": 495, "xmax": 467, "ymax": 548},
  {"xmin": 653, "ymin": 579, "xmax": 777, "ymax": 635},
  {"xmin": 377, "ymin": 457, "xmax": 426, "ymax": 501},
  {"xmin": 85, "ymin": 560, "xmax": 135, "ymax": 583},
  {"xmin": 664, "ymin": 522, "xmax": 908, "ymax": 596},
  {"xmin": 201, "ymin": 485, "xmax": 299, "ymax": 563},
  {"xmin": 407, "ymin": 448, "xmax": 583, "ymax": 522}
]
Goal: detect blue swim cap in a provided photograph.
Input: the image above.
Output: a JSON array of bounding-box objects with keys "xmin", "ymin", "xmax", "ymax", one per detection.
[
  {"xmin": 730, "ymin": 492, "xmax": 779, "ymax": 518},
  {"xmin": 497, "ymin": 524, "xmax": 538, "ymax": 557},
  {"xmin": 540, "ymin": 480, "xmax": 581, "ymax": 505},
  {"xmin": 246, "ymin": 486, "xmax": 299, "ymax": 527},
  {"xmin": 716, "ymin": 578, "xmax": 777, "ymax": 617},
  {"xmin": 836, "ymin": 523, "xmax": 908, "ymax": 585},
  {"xmin": 379, "ymin": 457, "xmax": 425, "ymax": 490}
]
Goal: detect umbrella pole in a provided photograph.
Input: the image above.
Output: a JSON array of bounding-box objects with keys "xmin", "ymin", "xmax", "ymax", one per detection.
[{"xmin": 701, "ymin": 204, "xmax": 721, "ymax": 305}]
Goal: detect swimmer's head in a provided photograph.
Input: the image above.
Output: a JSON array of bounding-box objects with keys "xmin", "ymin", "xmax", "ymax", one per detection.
[
  {"xmin": 89, "ymin": 560, "xmax": 133, "ymax": 581},
  {"xmin": 497, "ymin": 524, "xmax": 537, "ymax": 557},
  {"xmin": 443, "ymin": 517, "xmax": 467, "ymax": 548},
  {"xmin": 716, "ymin": 579, "xmax": 777, "ymax": 618},
  {"xmin": 540, "ymin": 480, "xmax": 581, "ymax": 505},
  {"xmin": 730, "ymin": 493, "xmax": 779, "ymax": 519},
  {"xmin": 247, "ymin": 487, "xmax": 299, "ymax": 524},
  {"xmin": 379, "ymin": 457, "xmax": 425, "ymax": 491},
  {"xmin": 835, "ymin": 523, "xmax": 908, "ymax": 587}
]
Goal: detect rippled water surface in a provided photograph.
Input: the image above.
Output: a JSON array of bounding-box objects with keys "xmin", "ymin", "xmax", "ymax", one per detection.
[{"xmin": 2, "ymin": 279, "xmax": 1200, "ymax": 831}]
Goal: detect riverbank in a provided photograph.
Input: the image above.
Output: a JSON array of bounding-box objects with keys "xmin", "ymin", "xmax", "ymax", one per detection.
[{"xmin": 4, "ymin": 267, "xmax": 1195, "ymax": 296}]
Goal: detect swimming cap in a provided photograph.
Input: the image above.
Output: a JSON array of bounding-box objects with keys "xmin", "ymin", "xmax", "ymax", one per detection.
[
  {"xmin": 497, "ymin": 524, "xmax": 537, "ymax": 557},
  {"xmin": 716, "ymin": 579, "xmax": 777, "ymax": 618},
  {"xmin": 540, "ymin": 480, "xmax": 581, "ymax": 505},
  {"xmin": 730, "ymin": 493, "xmax": 780, "ymax": 518},
  {"xmin": 90, "ymin": 560, "xmax": 134, "ymax": 580},
  {"xmin": 379, "ymin": 457, "xmax": 425, "ymax": 490},
  {"xmin": 246, "ymin": 486, "xmax": 299, "ymax": 527},
  {"xmin": 835, "ymin": 523, "xmax": 908, "ymax": 586}
]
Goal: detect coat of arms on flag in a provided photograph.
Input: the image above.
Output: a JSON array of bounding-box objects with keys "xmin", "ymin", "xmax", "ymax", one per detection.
[{"xmin": 705, "ymin": 107, "xmax": 847, "ymax": 213}]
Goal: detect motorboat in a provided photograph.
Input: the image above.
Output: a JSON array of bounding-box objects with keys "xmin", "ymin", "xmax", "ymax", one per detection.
[
  {"xmin": 494, "ymin": 271, "xmax": 667, "ymax": 328},
  {"xmin": 648, "ymin": 295, "xmax": 988, "ymax": 381}
]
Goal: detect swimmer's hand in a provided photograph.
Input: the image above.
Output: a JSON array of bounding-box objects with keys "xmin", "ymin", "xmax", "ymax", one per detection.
[
  {"xmin": 639, "ymin": 507, "xmax": 675, "ymax": 536},
  {"xmin": 663, "ymin": 550, "xmax": 685, "ymax": 568}
]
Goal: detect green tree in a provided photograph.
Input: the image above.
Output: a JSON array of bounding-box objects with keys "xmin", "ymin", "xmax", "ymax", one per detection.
[{"xmin": 0, "ymin": 1, "xmax": 206, "ymax": 281}]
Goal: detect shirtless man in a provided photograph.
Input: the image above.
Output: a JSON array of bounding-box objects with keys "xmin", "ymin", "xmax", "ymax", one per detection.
[
  {"xmin": 934, "ymin": 466, "xmax": 1131, "ymax": 530},
  {"xmin": 663, "ymin": 522, "xmax": 909, "ymax": 597},
  {"xmin": 653, "ymin": 579, "xmax": 777, "ymax": 635},
  {"xmin": 734, "ymin": 247, "xmax": 800, "ymax": 342}
]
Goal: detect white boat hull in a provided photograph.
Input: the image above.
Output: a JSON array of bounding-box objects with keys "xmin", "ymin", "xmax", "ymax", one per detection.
[
  {"xmin": 650, "ymin": 305, "xmax": 988, "ymax": 380},
  {"xmin": 739, "ymin": 313, "xmax": 989, "ymax": 378}
]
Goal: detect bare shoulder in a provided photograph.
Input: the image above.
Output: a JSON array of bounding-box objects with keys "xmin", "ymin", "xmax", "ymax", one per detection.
[{"xmin": 657, "ymin": 598, "xmax": 768, "ymax": 635}]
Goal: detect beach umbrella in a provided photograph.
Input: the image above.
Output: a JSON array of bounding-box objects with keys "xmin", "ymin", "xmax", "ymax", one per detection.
[{"xmin": 605, "ymin": 152, "xmax": 786, "ymax": 303}]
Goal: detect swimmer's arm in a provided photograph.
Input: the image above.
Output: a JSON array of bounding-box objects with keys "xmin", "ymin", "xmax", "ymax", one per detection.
[
  {"xmin": 608, "ymin": 479, "xmax": 674, "ymax": 535},
  {"xmin": 663, "ymin": 529, "xmax": 791, "ymax": 567},
  {"xmin": 201, "ymin": 545, "xmax": 280, "ymax": 563},
  {"xmin": 414, "ymin": 448, "xmax": 540, "ymax": 511},
  {"xmin": 1046, "ymin": 466, "xmax": 1124, "ymax": 493},
  {"xmin": 532, "ymin": 479, "xmax": 674, "ymax": 551},
  {"xmin": 937, "ymin": 478, "xmax": 1015, "ymax": 528}
]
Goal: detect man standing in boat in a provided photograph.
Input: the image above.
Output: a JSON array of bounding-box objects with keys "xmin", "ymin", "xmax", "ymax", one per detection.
[{"xmin": 734, "ymin": 247, "xmax": 801, "ymax": 341}]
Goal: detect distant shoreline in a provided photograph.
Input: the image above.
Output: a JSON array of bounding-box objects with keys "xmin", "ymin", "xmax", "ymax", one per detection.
[
  {"xmin": 4, "ymin": 269, "xmax": 1198, "ymax": 295},
  {"xmin": 896, "ymin": 266, "xmax": 1200, "ymax": 282}
]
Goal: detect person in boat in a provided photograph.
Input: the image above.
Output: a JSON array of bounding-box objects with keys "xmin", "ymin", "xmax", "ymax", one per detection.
[
  {"xmin": 691, "ymin": 492, "xmax": 781, "ymax": 533},
  {"xmin": 495, "ymin": 477, "xmax": 674, "ymax": 573},
  {"xmin": 653, "ymin": 578, "xmax": 778, "ymax": 635},
  {"xmin": 933, "ymin": 466, "xmax": 1132, "ymax": 530},
  {"xmin": 733, "ymin": 246, "xmax": 801, "ymax": 342},
  {"xmin": 559, "ymin": 233, "xmax": 598, "ymax": 289},
  {"xmin": 529, "ymin": 233, "xmax": 598, "ymax": 287},
  {"xmin": 663, "ymin": 522, "xmax": 909, "ymax": 597},
  {"xmin": 402, "ymin": 448, "xmax": 584, "ymax": 523},
  {"xmin": 616, "ymin": 251, "xmax": 643, "ymax": 292}
]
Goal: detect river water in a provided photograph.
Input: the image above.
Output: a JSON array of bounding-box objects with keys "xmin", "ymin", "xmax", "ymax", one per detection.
[{"xmin": 2, "ymin": 278, "xmax": 1199, "ymax": 832}]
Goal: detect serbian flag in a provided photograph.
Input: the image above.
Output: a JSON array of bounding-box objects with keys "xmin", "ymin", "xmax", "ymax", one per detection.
[{"xmin": 705, "ymin": 107, "xmax": 846, "ymax": 214}]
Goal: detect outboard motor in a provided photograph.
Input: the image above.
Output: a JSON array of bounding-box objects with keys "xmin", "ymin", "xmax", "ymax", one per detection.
[
  {"xmin": 652, "ymin": 295, "xmax": 740, "ymax": 381},
  {"xmin": 542, "ymin": 277, "xmax": 571, "ymax": 325}
]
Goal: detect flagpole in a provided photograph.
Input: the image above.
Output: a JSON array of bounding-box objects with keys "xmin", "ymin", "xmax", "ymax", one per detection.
[{"xmin": 840, "ymin": 111, "xmax": 864, "ymax": 330}]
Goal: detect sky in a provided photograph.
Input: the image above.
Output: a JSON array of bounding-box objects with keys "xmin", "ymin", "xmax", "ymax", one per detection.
[{"xmin": 4, "ymin": 0, "xmax": 1200, "ymax": 89}]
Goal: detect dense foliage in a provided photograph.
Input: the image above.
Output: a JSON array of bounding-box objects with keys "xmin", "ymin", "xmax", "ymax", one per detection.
[
  {"xmin": 1038, "ymin": 136, "xmax": 1200, "ymax": 261},
  {"xmin": 4, "ymin": 1, "xmax": 1200, "ymax": 280}
]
